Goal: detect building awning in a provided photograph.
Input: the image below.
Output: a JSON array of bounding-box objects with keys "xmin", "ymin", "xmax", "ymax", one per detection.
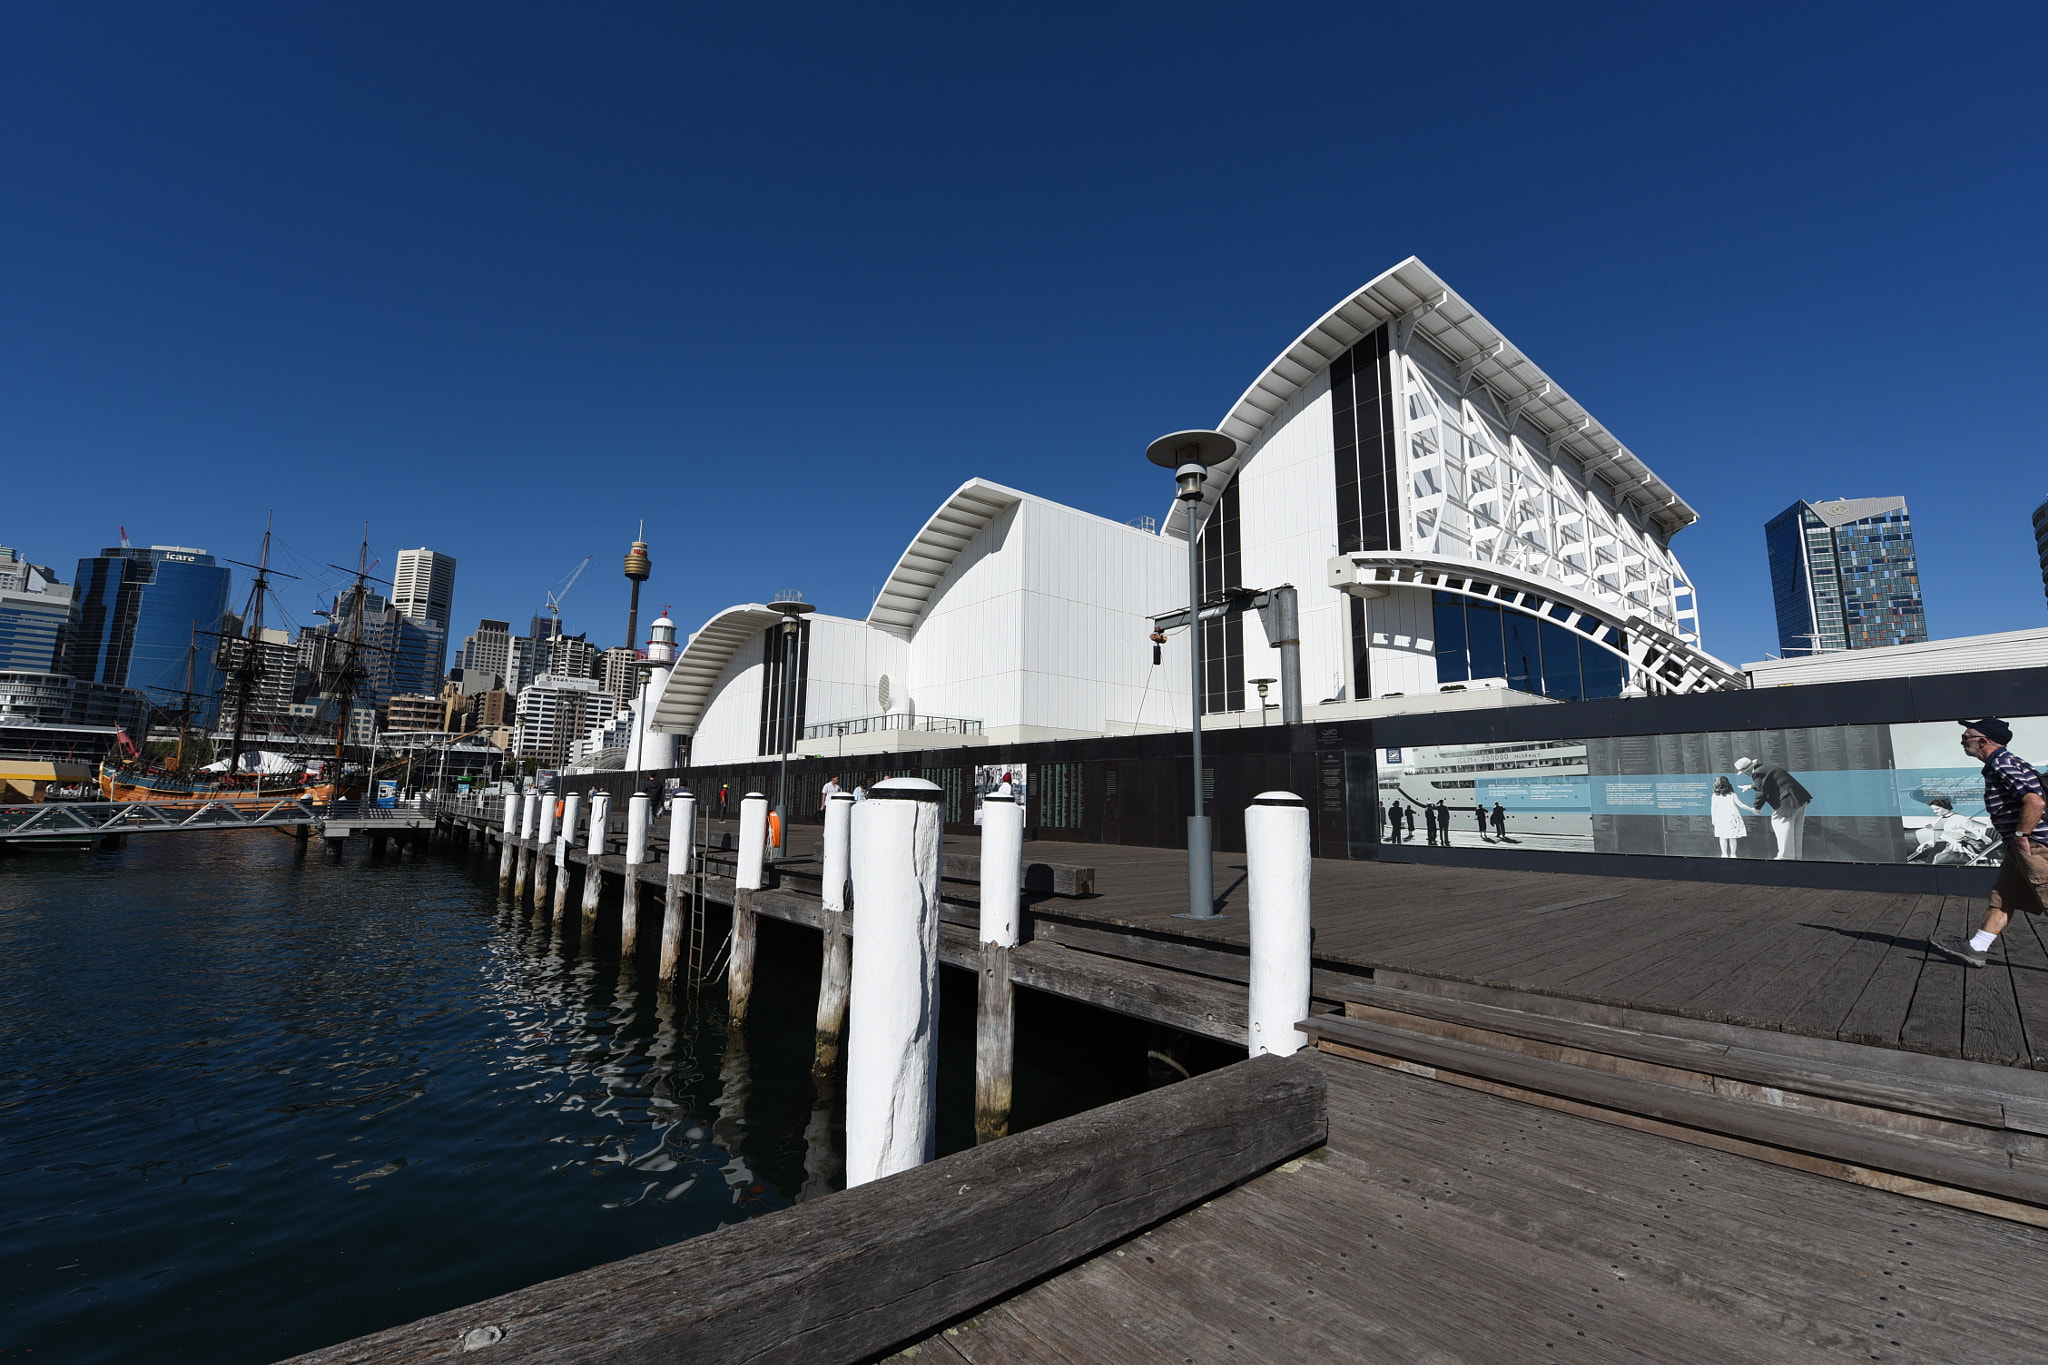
[
  {"xmin": 647, "ymin": 604, "xmax": 790, "ymax": 737},
  {"xmin": 866, "ymin": 480, "xmax": 1025, "ymax": 636}
]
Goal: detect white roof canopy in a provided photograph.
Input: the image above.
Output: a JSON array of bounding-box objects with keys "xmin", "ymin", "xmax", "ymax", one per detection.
[
  {"xmin": 647, "ymin": 604, "xmax": 788, "ymax": 737},
  {"xmin": 1167, "ymin": 257, "xmax": 1698, "ymax": 541},
  {"xmin": 865, "ymin": 479, "xmax": 1024, "ymax": 636}
]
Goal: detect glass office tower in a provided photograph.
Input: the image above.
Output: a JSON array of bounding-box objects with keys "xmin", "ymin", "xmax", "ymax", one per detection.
[
  {"xmin": 1765, "ymin": 497, "xmax": 1927, "ymax": 655},
  {"xmin": 68, "ymin": 546, "xmax": 233, "ymax": 724},
  {"xmin": 2033, "ymin": 496, "xmax": 2048, "ymax": 612}
]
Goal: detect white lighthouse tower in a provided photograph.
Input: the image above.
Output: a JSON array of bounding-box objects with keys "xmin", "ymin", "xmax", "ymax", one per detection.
[{"xmin": 632, "ymin": 612, "xmax": 678, "ymax": 772}]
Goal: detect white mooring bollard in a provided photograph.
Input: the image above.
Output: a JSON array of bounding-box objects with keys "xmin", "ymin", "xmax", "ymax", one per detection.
[
  {"xmin": 553, "ymin": 791, "xmax": 581, "ymax": 922},
  {"xmin": 974, "ymin": 792, "xmax": 1025, "ymax": 1144},
  {"xmin": 822, "ymin": 790, "xmax": 853, "ymax": 914},
  {"xmin": 534, "ymin": 789, "xmax": 558, "ymax": 907},
  {"xmin": 621, "ymin": 791, "xmax": 650, "ymax": 955},
  {"xmin": 846, "ymin": 777, "xmax": 945, "ymax": 1186},
  {"xmin": 735, "ymin": 792, "xmax": 768, "ymax": 891},
  {"xmin": 497, "ymin": 791, "xmax": 518, "ymax": 895},
  {"xmin": 659, "ymin": 789, "xmax": 696, "ymax": 981},
  {"xmin": 581, "ymin": 790, "xmax": 610, "ymax": 933},
  {"xmin": 1246, "ymin": 790, "xmax": 1312, "ymax": 1058},
  {"xmin": 514, "ymin": 790, "xmax": 539, "ymax": 900},
  {"xmin": 729, "ymin": 793, "xmax": 769, "ymax": 1027},
  {"xmin": 813, "ymin": 790, "xmax": 857, "ymax": 1078}
]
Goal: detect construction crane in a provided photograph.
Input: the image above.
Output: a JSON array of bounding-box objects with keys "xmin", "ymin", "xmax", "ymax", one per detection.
[{"xmin": 544, "ymin": 554, "xmax": 595, "ymax": 634}]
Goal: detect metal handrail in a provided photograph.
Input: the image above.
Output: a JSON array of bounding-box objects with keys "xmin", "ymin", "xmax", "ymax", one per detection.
[{"xmin": 800, "ymin": 712, "xmax": 982, "ymax": 741}]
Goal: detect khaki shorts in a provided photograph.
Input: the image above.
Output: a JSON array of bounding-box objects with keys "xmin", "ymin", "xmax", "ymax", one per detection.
[{"xmin": 1989, "ymin": 837, "xmax": 2048, "ymax": 916}]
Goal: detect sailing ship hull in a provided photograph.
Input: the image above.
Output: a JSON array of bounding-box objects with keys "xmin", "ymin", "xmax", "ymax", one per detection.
[{"xmin": 99, "ymin": 763, "xmax": 313, "ymax": 805}]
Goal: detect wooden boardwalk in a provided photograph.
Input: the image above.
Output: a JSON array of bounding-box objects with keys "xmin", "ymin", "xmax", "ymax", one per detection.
[
  {"xmin": 911, "ymin": 1049, "xmax": 2048, "ymax": 1364},
  {"xmin": 692, "ymin": 818, "xmax": 2047, "ymax": 1071},
  {"xmin": 998, "ymin": 839, "xmax": 2048, "ymax": 1072}
]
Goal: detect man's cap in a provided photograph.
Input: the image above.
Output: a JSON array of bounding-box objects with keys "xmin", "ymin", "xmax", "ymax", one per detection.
[{"xmin": 1964, "ymin": 718, "xmax": 2015, "ymax": 745}]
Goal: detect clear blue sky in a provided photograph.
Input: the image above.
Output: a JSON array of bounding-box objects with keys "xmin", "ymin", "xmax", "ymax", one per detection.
[{"xmin": 4, "ymin": 2, "xmax": 2041, "ymax": 669}]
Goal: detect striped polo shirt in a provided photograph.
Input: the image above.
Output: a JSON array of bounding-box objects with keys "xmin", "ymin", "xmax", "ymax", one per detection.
[{"xmin": 1981, "ymin": 746, "xmax": 2048, "ymax": 843}]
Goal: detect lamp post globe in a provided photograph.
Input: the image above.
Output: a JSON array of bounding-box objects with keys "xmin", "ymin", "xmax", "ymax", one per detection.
[{"xmin": 1145, "ymin": 428, "xmax": 1238, "ymax": 920}]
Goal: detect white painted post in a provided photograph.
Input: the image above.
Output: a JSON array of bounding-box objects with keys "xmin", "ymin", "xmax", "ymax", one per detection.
[
  {"xmin": 1246, "ymin": 790, "xmax": 1312, "ymax": 1058},
  {"xmin": 974, "ymin": 792, "xmax": 1024, "ymax": 1143},
  {"xmin": 621, "ymin": 791, "xmax": 650, "ymax": 955},
  {"xmin": 846, "ymin": 777, "xmax": 945, "ymax": 1186},
  {"xmin": 729, "ymin": 792, "xmax": 769, "ymax": 1026},
  {"xmin": 497, "ymin": 791, "xmax": 518, "ymax": 895},
  {"xmin": 553, "ymin": 791, "xmax": 581, "ymax": 922},
  {"xmin": 514, "ymin": 790, "xmax": 538, "ymax": 900},
  {"xmin": 813, "ymin": 791, "xmax": 857, "ymax": 1078},
  {"xmin": 735, "ymin": 792, "xmax": 768, "ymax": 891},
  {"xmin": 534, "ymin": 790, "xmax": 558, "ymax": 908},
  {"xmin": 660, "ymin": 789, "xmax": 696, "ymax": 981},
  {"xmin": 822, "ymin": 791, "xmax": 853, "ymax": 913},
  {"xmin": 580, "ymin": 790, "xmax": 611, "ymax": 935}
]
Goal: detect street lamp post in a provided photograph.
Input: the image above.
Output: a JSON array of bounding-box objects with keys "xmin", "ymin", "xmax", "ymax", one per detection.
[
  {"xmin": 770, "ymin": 599, "xmax": 815, "ymax": 861},
  {"xmin": 1146, "ymin": 429, "xmax": 1238, "ymax": 920},
  {"xmin": 1249, "ymin": 677, "xmax": 1277, "ymax": 726}
]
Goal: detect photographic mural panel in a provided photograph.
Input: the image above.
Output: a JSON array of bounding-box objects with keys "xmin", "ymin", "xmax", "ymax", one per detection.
[{"xmin": 1371, "ymin": 717, "xmax": 2048, "ymax": 865}]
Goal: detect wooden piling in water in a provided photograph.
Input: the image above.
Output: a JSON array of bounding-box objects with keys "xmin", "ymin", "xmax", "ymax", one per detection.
[
  {"xmin": 974, "ymin": 793, "xmax": 1023, "ymax": 1144},
  {"xmin": 513, "ymin": 792, "xmax": 537, "ymax": 901},
  {"xmin": 533, "ymin": 791, "xmax": 558, "ymax": 910},
  {"xmin": 729, "ymin": 897, "xmax": 758, "ymax": 1028},
  {"xmin": 659, "ymin": 790, "xmax": 695, "ymax": 982},
  {"xmin": 496, "ymin": 794, "xmax": 518, "ymax": 895},
  {"xmin": 846, "ymin": 777, "xmax": 945, "ymax": 1187},
  {"xmin": 552, "ymin": 792, "xmax": 580, "ymax": 923},
  {"xmin": 621, "ymin": 792, "xmax": 649, "ymax": 956},
  {"xmin": 813, "ymin": 791, "xmax": 856, "ymax": 1077},
  {"xmin": 580, "ymin": 791, "xmax": 609, "ymax": 940}
]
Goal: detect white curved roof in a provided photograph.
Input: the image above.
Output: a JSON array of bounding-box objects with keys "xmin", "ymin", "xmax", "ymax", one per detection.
[
  {"xmin": 1166, "ymin": 257, "xmax": 1698, "ymax": 541},
  {"xmin": 865, "ymin": 479, "xmax": 1025, "ymax": 636},
  {"xmin": 647, "ymin": 603, "xmax": 788, "ymax": 736}
]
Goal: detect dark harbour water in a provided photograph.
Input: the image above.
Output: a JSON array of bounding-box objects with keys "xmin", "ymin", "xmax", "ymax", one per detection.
[{"xmin": 0, "ymin": 832, "xmax": 1166, "ymax": 1363}]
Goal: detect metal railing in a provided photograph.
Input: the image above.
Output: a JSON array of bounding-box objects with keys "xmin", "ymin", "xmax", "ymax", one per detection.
[
  {"xmin": 801, "ymin": 713, "xmax": 982, "ymax": 742},
  {"xmin": 324, "ymin": 796, "xmax": 442, "ymax": 823}
]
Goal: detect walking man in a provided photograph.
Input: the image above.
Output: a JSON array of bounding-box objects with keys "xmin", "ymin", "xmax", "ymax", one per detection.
[
  {"xmin": 1931, "ymin": 719, "xmax": 2047, "ymax": 968},
  {"xmin": 1490, "ymin": 802, "xmax": 1508, "ymax": 840},
  {"xmin": 1734, "ymin": 755, "xmax": 1812, "ymax": 860}
]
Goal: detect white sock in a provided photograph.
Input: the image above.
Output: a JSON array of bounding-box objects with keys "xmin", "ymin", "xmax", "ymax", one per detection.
[{"xmin": 1970, "ymin": 930, "xmax": 1998, "ymax": 953}]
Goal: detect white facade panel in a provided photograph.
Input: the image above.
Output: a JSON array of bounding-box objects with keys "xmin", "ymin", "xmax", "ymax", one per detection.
[{"xmin": 691, "ymin": 633, "xmax": 765, "ymax": 765}]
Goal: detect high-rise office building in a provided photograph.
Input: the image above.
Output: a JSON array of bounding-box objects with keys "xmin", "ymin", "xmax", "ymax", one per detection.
[
  {"xmin": 67, "ymin": 545, "xmax": 233, "ymax": 724},
  {"xmin": 458, "ymin": 619, "xmax": 512, "ymax": 688},
  {"xmin": 601, "ymin": 644, "xmax": 639, "ymax": 703},
  {"xmin": 0, "ymin": 544, "xmax": 76, "ymax": 672},
  {"xmin": 2032, "ymin": 497, "xmax": 2048, "ymax": 610},
  {"xmin": 1765, "ymin": 497, "xmax": 1927, "ymax": 655},
  {"xmin": 392, "ymin": 548, "xmax": 457, "ymax": 676},
  {"xmin": 304, "ymin": 587, "xmax": 447, "ymax": 710}
]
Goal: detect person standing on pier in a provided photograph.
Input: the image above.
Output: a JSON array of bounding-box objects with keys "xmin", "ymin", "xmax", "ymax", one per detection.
[
  {"xmin": 1734, "ymin": 755, "xmax": 1811, "ymax": 860},
  {"xmin": 1423, "ymin": 802, "xmax": 1438, "ymax": 846},
  {"xmin": 1473, "ymin": 801, "xmax": 1487, "ymax": 838},
  {"xmin": 821, "ymin": 773, "xmax": 841, "ymax": 811},
  {"xmin": 1490, "ymin": 802, "xmax": 1508, "ymax": 841},
  {"xmin": 1931, "ymin": 719, "xmax": 2048, "ymax": 968}
]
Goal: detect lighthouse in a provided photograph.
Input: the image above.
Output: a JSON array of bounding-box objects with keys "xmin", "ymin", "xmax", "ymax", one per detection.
[{"xmin": 631, "ymin": 611, "xmax": 678, "ymax": 772}]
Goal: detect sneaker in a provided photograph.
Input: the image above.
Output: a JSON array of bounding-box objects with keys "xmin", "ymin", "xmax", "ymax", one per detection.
[{"xmin": 1929, "ymin": 932, "xmax": 1989, "ymax": 968}]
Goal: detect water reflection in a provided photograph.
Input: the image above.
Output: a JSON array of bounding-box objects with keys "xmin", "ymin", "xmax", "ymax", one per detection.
[{"xmin": 0, "ymin": 832, "xmax": 835, "ymax": 1365}]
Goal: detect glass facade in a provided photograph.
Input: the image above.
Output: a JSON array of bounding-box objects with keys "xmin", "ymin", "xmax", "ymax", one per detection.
[
  {"xmin": 1332, "ymin": 324, "xmax": 1400, "ymax": 697},
  {"xmin": 67, "ymin": 547, "xmax": 232, "ymax": 726},
  {"xmin": 1432, "ymin": 592, "xmax": 1628, "ymax": 701},
  {"xmin": 1195, "ymin": 479, "xmax": 1244, "ymax": 714},
  {"xmin": 756, "ymin": 619, "xmax": 810, "ymax": 757},
  {"xmin": 0, "ymin": 590, "xmax": 74, "ymax": 672},
  {"xmin": 1765, "ymin": 499, "xmax": 1926, "ymax": 654}
]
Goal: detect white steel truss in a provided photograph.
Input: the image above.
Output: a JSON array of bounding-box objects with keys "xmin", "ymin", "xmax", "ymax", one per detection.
[
  {"xmin": 0, "ymin": 797, "xmax": 318, "ymax": 839},
  {"xmin": 1328, "ymin": 552, "xmax": 1744, "ymax": 696},
  {"xmin": 1396, "ymin": 347, "xmax": 1704, "ymax": 646}
]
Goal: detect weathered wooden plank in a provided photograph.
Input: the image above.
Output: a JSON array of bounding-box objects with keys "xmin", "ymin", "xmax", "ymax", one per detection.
[
  {"xmin": 1899, "ymin": 897, "xmax": 1974, "ymax": 1059},
  {"xmin": 1005, "ymin": 939, "xmax": 1248, "ymax": 1044},
  {"xmin": 1964, "ymin": 934, "xmax": 2031, "ymax": 1068},
  {"xmin": 1778, "ymin": 891, "xmax": 1928, "ymax": 1038},
  {"xmin": 280, "ymin": 1055, "xmax": 1325, "ymax": 1365},
  {"xmin": 1834, "ymin": 894, "xmax": 1947, "ymax": 1049},
  {"xmin": 1030, "ymin": 918, "xmax": 1251, "ymax": 984},
  {"xmin": 2003, "ymin": 910, "xmax": 2048, "ymax": 1070}
]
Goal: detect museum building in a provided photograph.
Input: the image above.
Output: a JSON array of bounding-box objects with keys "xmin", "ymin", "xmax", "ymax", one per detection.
[{"xmin": 652, "ymin": 258, "xmax": 1742, "ymax": 768}]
